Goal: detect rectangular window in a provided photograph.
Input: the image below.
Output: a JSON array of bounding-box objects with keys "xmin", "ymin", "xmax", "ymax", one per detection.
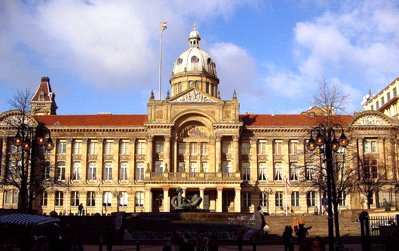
[
  {"xmin": 202, "ymin": 162, "xmax": 209, "ymax": 173},
  {"xmin": 103, "ymin": 162, "xmax": 113, "ymax": 180},
  {"xmin": 55, "ymin": 191, "xmax": 64, "ymax": 206},
  {"xmin": 87, "ymin": 191, "xmax": 96, "ymax": 207},
  {"xmin": 222, "ymin": 161, "xmax": 232, "ymax": 173},
  {"xmin": 258, "ymin": 140, "xmax": 267, "ymax": 155},
  {"xmin": 394, "ymin": 87, "xmax": 397, "ymax": 97},
  {"xmin": 222, "ymin": 141, "xmax": 231, "ymax": 154},
  {"xmin": 88, "ymin": 140, "xmax": 97, "ymax": 155},
  {"xmin": 275, "ymin": 191, "xmax": 283, "ymax": 207},
  {"xmin": 104, "ymin": 141, "xmax": 113, "ymax": 155},
  {"xmin": 201, "ymin": 143, "xmax": 208, "ymax": 155},
  {"xmin": 135, "ymin": 192, "xmax": 144, "ymax": 207},
  {"xmin": 103, "ymin": 192, "xmax": 112, "ymax": 206},
  {"xmin": 274, "ymin": 162, "xmax": 282, "ymax": 180},
  {"xmin": 4, "ymin": 190, "xmax": 18, "ymax": 205},
  {"xmin": 120, "ymin": 141, "xmax": 129, "ymax": 155},
  {"xmin": 376, "ymin": 101, "xmax": 379, "ymax": 109},
  {"xmin": 56, "ymin": 162, "xmax": 66, "ymax": 181},
  {"xmin": 189, "ymin": 162, "xmax": 198, "ymax": 173},
  {"xmin": 338, "ymin": 191, "xmax": 346, "ymax": 206},
  {"xmin": 290, "ymin": 163, "xmax": 299, "ymax": 181},
  {"xmin": 259, "ymin": 192, "xmax": 268, "ymax": 207},
  {"xmin": 178, "ymin": 143, "xmax": 186, "ymax": 155},
  {"xmin": 365, "ymin": 159, "xmax": 378, "ymax": 179},
  {"xmin": 136, "ymin": 141, "xmax": 146, "ymax": 155},
  {"xmin": 258, "ymin": 162, "xmax": 267, "ymax": 181},
  {"xmin": 189, "ymin": 142, "xmax": 198, "ymax": 155},
  {"xmin": 381, "ymin": 97, "xmax": 385, "ymax": 105},
  {"xmin": 135, "ymin": 162, "xmax": 144, "ymax": 180},
  {"xmin": 41, "ymin": 191, "xmax": 48, "ymax": 206},
  {"xmin": 274, "ymin": 140, "xmax": 282, "ymax": 155},
  {"xmin": 241, "ymin": 162, "xmax": 250, "ymax": 181},
  {"xmin": 289, "ymin": 140, "xmax": 299, "ymax": 154},
  {"xmin": 305, "ymin": 164, "xmax": 314, "ymax": 180},
  {"xmin": 306, "ymin": 191, "xmax": 316, "ymax": 207},
  {"xmin": 42, "ymin": 163, "xmax": 50, "ymax": 180},
  {"xmin": 364, "ymin": 139, "xmax": 377, "ymax": 153},
  {"xmin": 73, "ymin": 141, "xmax": 82, "ymax": 155},
  {"xmin": 119, "ymin": 162, "xmax": 128, "ymax": 181},
  {"xmin": 119, "ymin": 192, "xmax": 128, "ymax": 207},
  {"xmin": 72, "ymin": 162, "xmax": 81, "ymax": 180},
  {"xmin": 71, "ymin": 191, "xmax": 80, "ymax": 206},
  {"xmin": 178, "ymin": 162, "xmax": 185, "ymax": 173},
  {"xmin": 88, "ymin": 162, "xmax": 97, "ymax": 181},
  {"xmin": 57, "ymin": 141, "xmax": 67, "ymax": 154},
  {"xmin": 291, "ymin": 191, "xmax": 300, "ymax": 207},
  {"xmin": 387, "ymin": 92, "xmax": 391, "ymax": 101},
  {"xmin": 155, "ymin": 161, "xmax": 164, "ymax": 173},
  {"xmin": 241, "ymin": 142, "xmax": 250, "ymax": 155},
  {"xmin": 155, "ymin": 141, "xmax": 164, "ymax": 154},
  {"xmin": 242, "ymin": 192, "xmax": 251, "ymax": 207}
]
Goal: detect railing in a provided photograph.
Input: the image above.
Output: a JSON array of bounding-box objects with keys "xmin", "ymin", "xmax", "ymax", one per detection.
[{"xmin": 147, "ymin": 172, "xmax": 240, "ymax": 181}]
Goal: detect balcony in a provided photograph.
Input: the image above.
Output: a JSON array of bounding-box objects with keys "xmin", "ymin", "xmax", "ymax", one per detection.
[{"xmin": 146, "ymin": 172, "xmax": 240, "ymax": 182}]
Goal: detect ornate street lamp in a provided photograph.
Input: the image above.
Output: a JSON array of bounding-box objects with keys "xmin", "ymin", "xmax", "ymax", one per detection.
[
  {"xmin": 306, "ymin": 123, "xmax": 349, "ymax": 251},
  {"xmin": 12, "ymin": 123, "xmax": 54, "ymax": 212}
]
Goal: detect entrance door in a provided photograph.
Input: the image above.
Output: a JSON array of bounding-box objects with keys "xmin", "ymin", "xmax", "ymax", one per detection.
[{"xmin": 152, "ymin": 190, "xmax": 163, "ymax": 212}]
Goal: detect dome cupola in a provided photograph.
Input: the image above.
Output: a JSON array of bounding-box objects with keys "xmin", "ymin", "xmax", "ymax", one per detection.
[{"xmin": 170, "ymin": 24, "xmax": 219, "ymax": 98}]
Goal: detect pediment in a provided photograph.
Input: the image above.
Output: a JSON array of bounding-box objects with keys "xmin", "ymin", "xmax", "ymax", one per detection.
[
  {"xmin": 168, "ymin": 88, "xmax": 220, "ymax": 103},
  {"xmin": 349, "ymin": 111, "xmax": 394, "ymax": 127},
  {"xmin": 0, "ymin": 110, "xmax": 37, "ymax": 127}
]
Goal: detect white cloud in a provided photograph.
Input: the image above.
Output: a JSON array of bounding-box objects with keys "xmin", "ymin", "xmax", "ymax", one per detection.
[
  {"xmin": 209, "ymin": 43, "xmax": 257, "ymax": 99},
  {"xmin": 0, "ymin": 0, "xmax": 257, "ymax": 92}
]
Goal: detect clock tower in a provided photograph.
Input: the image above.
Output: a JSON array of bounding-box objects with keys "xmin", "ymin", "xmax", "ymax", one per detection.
[{"xmin": 30, "ymin": 76, "xmax": 57, "ymax": 115}]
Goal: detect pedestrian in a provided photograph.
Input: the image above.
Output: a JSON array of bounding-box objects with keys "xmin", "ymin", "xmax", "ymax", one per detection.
[
  {"xmin": 78, "ymin": 203, "xmax": 84, "ymax": 216},
  {"xmin": 196, "ymin": 231, "xmax": 208, "ymax": 251},
  {"xmin": 282, "ymin": 226, "xmax": 294, "ymax": 251},
  {"xmin": 297, "ymin": 224, "xmax": 312, "ymax": 244}
]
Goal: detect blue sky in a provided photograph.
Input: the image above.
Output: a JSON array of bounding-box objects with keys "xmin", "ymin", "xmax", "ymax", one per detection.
[{"xmin": 1, "ymin": 0, "xmax": 398, "ymax": 115}]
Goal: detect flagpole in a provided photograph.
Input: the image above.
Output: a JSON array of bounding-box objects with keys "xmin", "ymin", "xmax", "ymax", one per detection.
[{"xmin": 159, "ymin": 30, "xmax": 163, "ymax": 100}]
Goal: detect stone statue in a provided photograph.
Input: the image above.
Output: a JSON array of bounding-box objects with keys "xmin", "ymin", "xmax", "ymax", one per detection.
[{"xmin": 171, "ymin": 187, "xmax": 202, "ymax": 210}]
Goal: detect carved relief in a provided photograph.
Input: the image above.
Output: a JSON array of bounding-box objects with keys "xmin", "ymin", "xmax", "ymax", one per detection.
[
  {"xmin": 156, "ymin": 110, "xmax": 163, "ymax": 120},
  {"xmin": 180, "ymin": 125, "xmax": 208, "ymax": 138},
  {"xmin": 353, "ymin": 115, "xmax": 389, "ymax": 126},
  {"xmin": 172, "ymin": 90, "xmax": 216, "ymax": 103}
]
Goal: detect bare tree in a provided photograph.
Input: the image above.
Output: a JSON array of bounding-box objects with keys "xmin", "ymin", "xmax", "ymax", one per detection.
[
  {"xmin": 2, "ymin": 89, "xmax": 55, "ymax": 212},
  {"xmin": 356, "ymin": 155, "xmax": 386, "ymax": 209},
  {"xmin": 309, "ymin": 79, "xmax": 352, "ymax": 243}
]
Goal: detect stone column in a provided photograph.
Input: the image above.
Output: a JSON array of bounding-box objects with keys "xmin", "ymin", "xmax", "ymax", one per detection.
[
  {"xmin": 130, "ymin": 138, "xmax": 136, "ymax": 181},
  {"xmin": 215, "ymin": 136, "xmax": 221, "ymax": 173},
  {"xmin": 234, "ymin": 187, "xmax": 241, "ymax": 213},
  {"xmin": 164, "ymin": 136, "xmax": 170, "ymax": 173},
  {"xmin": 163, "ymin": 188, "xmax": 170, "ymax": 212},
  {"xmin": 144, "ymin": 188, "xmax": 152, "ymax": 212},
  {"xmin": 146, "ymin": 136, "xmax": 153, "ymax": 177},
  {"xmin": 216, "ymin": 187, "xmax": 223, "ymax": 212},
  {"xmin": 232, "ymin": 136, "xmax": 239, "ymax": 175},
  {"xmin": 200, "ymin": 188, "xmax": 205, "ymax": 209}
]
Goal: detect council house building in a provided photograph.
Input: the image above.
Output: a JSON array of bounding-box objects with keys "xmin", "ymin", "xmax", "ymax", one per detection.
[{"xmin": 1, "ymin": 27, "xmax": 398, "ymax": 215}]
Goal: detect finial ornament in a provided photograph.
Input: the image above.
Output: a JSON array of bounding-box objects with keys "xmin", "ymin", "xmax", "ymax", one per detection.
[
  {"xmin": 233, "ymin": 90, "xmax": 237, "ymax": 100},
  {"xmin": 150, "ymin": 90, "xmax": 155, "ymax": 100},
  {"xmin": 193, "ymin": 22, "xmax": 197, "ymax": 31}
]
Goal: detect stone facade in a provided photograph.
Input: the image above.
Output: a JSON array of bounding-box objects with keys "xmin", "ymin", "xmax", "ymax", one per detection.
[{"xmin": 1, "ymin": 27, "xmax": 398, "ymax": 216}]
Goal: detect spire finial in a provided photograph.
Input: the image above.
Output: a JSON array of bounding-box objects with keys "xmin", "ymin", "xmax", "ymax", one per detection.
[{"xmin": 193, "ymin": 22, "xmax": 197, "ymax": 31}]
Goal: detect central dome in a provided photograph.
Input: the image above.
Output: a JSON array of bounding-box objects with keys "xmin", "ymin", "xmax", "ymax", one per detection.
[
  {"xmin": 172, "ymin": 26, "xmax": 217, "ymax": 77},
  {"xmin": 170, "ymin": 24, "xmax": 219, "ymax": 98}
]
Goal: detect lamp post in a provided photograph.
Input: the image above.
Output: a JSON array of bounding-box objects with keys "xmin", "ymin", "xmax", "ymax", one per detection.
[
  {"xmin": 13, "ymin": 123, "xmax": 54, "ymax": 212},
  {"xmin": 306, "ymin": 123, "xmax": 349, "ymax": 251}
]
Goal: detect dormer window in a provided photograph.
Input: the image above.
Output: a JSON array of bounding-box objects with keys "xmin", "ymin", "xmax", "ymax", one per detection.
[
  {"xmin": 39, "ymin": 91, "xmax": 45, "ymax": 101},
  {"xmin": 177, "ymin": 58, "xmax": 183, "ymax": 65},
  {"xmin": 191, "ymin": 56, "xmax": 199, "ymax": 63}
]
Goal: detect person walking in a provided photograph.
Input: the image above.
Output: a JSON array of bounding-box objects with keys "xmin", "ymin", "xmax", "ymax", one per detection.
[
  {"xmin": 283, "ymin": 226, "xmax": 294, "ymax": 251},
  {"xmin": 78, "ymin": 203, "xmax": 84, "ymax": 216}
]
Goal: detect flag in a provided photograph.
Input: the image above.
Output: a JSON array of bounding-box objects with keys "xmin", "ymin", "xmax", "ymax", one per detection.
[
  {"xmin": 160, "ymin": 21, "xmax": 168, "ymax": 32},
  {"xmin": 285, "ymin": 176, "xmax": 291, "ymax": 187}
]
